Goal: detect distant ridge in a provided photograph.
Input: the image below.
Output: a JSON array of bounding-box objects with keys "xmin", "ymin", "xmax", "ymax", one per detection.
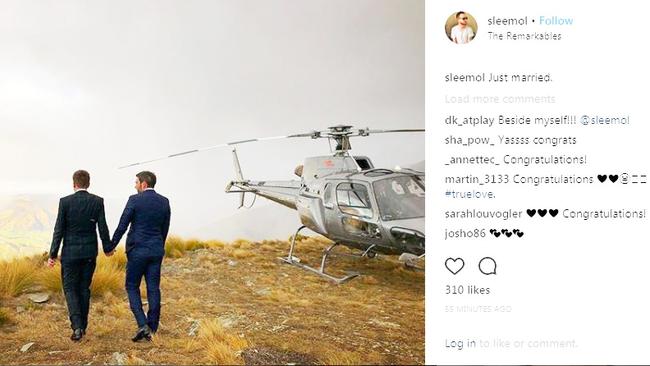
[
  {"xmin": 0, "ymin": 197, "xmax": 56, "ymax": 232},
  {"xmin": 0, "ymin": 195, "xmax": 57, "ymax": 260}
]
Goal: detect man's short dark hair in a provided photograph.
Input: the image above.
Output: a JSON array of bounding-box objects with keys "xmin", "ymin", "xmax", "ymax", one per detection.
[
  {"xmin": 136, "ymin": 171, "xmax": 157, "ymax": 188},
  {"xmin": 456, "ymin": 11, "xmax": 466, "ymax": 19},
  {"xmin": 73, "ymin": 170, "xmax": 90, "ymax": 189}
]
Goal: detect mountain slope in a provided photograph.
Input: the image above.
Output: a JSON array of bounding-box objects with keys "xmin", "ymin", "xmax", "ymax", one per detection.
[
  {"xmin": 0, "ymin": 197, "xmax": 56, "ymax": 232},
  {"xmin": 0, "ymin": 237, "xmax": 425, "ymax": 365},
  {"xmin": 0, "ymin": 196, "xmax": 58, "ymax": 260}
]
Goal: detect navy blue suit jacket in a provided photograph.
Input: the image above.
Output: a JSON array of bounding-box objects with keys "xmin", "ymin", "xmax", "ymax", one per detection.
[{"xmin": 110, "ymin": 189, "xmax": 171, "ymax": 257}]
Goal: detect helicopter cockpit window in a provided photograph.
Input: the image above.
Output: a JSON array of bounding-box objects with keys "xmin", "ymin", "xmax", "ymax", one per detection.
[
  {"xmin": 373, "ymin": 176, "xmax": 425, "ymax": 221},
  {"xmin": 336, "ymin": 182, "xmax": 373, "ymax": 218}
]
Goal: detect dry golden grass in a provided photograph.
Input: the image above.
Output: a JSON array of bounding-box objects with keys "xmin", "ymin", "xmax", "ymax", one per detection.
[
  {"xmin": 259, "ymin": 244, "xmax": 276, "ymax": 252},
  {"xmin": 32, "ymin": 251, "xmax": 126, "ymax": 298},
  {"xmin": 197, "ymin": 319, "xmax": 248, "ymax": 365},
  {"xmin": 0, "ymin": 258, "xmax": 39, "ymax": 297},
  {"xmin": 360, "ymin": 275, "xmax": 380, "ymax": 285},
  {"xmin": 230, "ymin": 239, "xmax": 253, "ymax": 250},
  {"xmin": 35, "ymin": 263, "xmax": 63, "ymax": 294},
  {"xmin": 164, "ymin": 236, "xmax": 225, "ymax": 258},
  {"xmin": 184, "ymin": 238, "xmax": 209, "ymax": 251},
  {"xmin": 0, "ymin": 236, "xmax": 424, "ymax": 365},
  {"xmin": 165, "ymin": 236, "xmax": 186, "ymax": 258},
  {"xmin": 320, "ymin": 350, "xmax": 363, "ymax": 365},
  {"xmin": 168, "ymin": 248, "xmax": 184, "ymax": 258},
  {"xmin": 166, "ymin": 236, "xmax": 276, "ymax": 262},
  {"xmin": 176, "ymin": 296, "xmax": 202, "ymax": 311},
  {"xmin": 106, "ymin": 249, "xmax": 128, "ymax": 269},
  {"xmin": 0, "ymin": 307, "xmax": 12, "ymax": 326},
  {"xmin": 288, "ymin": 233, "xmax": 310, "ymax": 242},
  {"xmin": 205, "ymin": 240, "xmax": 226, "ymax": 248},
  {"xmin": 125, "ymin": 354, "xmax": 148, "ymax": 365},
  {"xmin": 265, "ymin": 289, "xmax": 312, "ymax": 307},
  {"xmin": 220, "ymin": 243, "xmax": 256, "ymax": 260},
  {"xmin": 230, "ymin": 248, "xmax": 254, "ymax": 259},
  {"xmin": 90, "ymin": 260, "xmax": 123, "ymax": 297}
]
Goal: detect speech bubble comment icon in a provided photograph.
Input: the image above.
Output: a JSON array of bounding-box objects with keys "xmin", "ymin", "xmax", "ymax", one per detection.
[{"xmin": 478, "ymin": 257, "xmax": 497, "ymax": 275}]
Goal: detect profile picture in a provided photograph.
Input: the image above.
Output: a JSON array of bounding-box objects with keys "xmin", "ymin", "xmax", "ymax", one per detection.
[{"xmin": 445, "ymin": 11, "xmax": 477, "ymax": 44}]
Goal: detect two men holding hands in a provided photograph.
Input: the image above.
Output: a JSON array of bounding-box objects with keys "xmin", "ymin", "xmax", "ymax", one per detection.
[{"xmin": 48, "ymin": 170, "xmax": 170, "ymax": 342}]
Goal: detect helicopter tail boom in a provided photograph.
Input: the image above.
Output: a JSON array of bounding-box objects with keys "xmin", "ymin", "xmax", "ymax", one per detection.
[{"xmin": 225, "ymin": 180, "xmax": 300, "ymax": 210}]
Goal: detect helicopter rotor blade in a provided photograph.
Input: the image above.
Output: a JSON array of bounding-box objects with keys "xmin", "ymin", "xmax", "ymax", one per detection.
[
  {"xmin": 118, "ymin": 132, "xmax": 321, "ymax": 169},
  {"xmin": 117, "ymin": 126, "xmax": 423, "ymax": 169},
  {"xmin": 360, "ymin": 128, "xmax": 425, "ymax": 135}
]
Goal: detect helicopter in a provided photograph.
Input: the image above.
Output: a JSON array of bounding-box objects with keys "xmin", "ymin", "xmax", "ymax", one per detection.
[{"xmin": 120, "ymin": 125, "xmax": 425, "ymax": 283}]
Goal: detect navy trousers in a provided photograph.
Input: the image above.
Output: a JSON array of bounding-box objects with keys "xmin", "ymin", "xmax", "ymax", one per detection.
[
  {"xmin": 125, "ymin": 254, "xmax": 163, "ymax": 332},
  {"xmin": 61, "ymin": 257, "xmax": 96, "ymax": 330}
]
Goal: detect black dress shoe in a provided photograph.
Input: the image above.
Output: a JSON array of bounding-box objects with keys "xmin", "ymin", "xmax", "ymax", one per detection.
[
  {"xmin": 71, "ymin": 328, "xmax": 83, "ymax": 341},
  {"xmin": 131, "ymin": 325, "xmax": 152, "ymax": 342}
]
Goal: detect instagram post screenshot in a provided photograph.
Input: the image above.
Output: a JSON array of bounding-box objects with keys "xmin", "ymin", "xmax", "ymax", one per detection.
[
  {"xmin": 1, "ymin": 1, "xmax": 647, "ymax": 365},
  {"xmin": 430, "ymin": 0, "xmax": 649, "ymax": 365},
  {"xmin": 0, "ymin": 1, "xmax": 425, "ymax": 365}
]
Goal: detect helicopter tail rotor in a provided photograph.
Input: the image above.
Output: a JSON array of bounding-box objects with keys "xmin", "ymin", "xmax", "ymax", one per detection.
[{"xmin": 232, "ymin": 148, "xmax": 246, "ymax": 208}]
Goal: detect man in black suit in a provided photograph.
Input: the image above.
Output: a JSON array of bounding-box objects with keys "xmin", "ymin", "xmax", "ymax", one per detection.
[
  {"xmin": 48, "ymin": 170, "xmax": 113, "ymax": 341},
  {"xmin": 108, "ymin": 171, "xmax": 170, "ymax": 342}
]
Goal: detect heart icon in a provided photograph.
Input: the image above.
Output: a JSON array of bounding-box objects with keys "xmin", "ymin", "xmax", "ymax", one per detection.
[
  {"xmin": 597, "ymin": 175, "xmax": 607, "ymax": 183},
  {"xmin": 513, "ymin": 229, "xmax": 520, "ymax": 233},
  {"xmin": 516, "ymin": 231, "xmax": 524, "ymax": 238},
  {"xmin": 494, "ymin": 232, "xmax": 501, "ymax": 238},
  {"xmin": 538, "ymin": 209, "xmax": 547, "ymax": 217},
  {"xmin": 489, "ymin": 229, "xmax": 496, "ymax": 234},
  {"xmin": 505, "ymin": 231, "xmax": 512, "ymax": 238},
  {"xmin": 549, "ymin": 209, "xmax": 558, "ymax": 217},
  {"xmin": 609, "ymin": 175, "xmax": 619, "ymax": 183},
  {"xmin": 527, "ymin": 209, "xmax": 536, "ymax": 217},
  {"xmin": 445, "ymin": 258, "xmax": 465, "ymax": 275},
  {"xmin": 501, "ymin": 229, "xmax": 507, "ymax": 234}
]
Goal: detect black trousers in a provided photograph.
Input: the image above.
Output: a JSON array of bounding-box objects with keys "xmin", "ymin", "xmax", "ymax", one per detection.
[{"xmin": 61, "ymin": 257, "xmax": 96, "ymax": 330}]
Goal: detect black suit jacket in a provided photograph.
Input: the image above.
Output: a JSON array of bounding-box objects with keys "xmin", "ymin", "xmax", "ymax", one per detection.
[{"xmin": 49, "ymin": 190, "xmax": 112, "ymax": 261}]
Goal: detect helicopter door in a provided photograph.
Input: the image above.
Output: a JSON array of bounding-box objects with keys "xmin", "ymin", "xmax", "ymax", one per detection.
[
  {"xmin": 326, "ymin": 182, "xmax": 381, "ymax": 244},
  {"xmin": 322, "ymin": 183, "xmax": 345, "ymax": 240}
]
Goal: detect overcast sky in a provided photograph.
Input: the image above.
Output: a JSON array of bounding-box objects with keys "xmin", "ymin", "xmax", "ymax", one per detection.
[{"xmin": 0, "ymin": 0, "xmax": 424, "ymax": 237}]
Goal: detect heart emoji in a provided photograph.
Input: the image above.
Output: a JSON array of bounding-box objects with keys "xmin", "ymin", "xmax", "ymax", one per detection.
[
  {"xmin": 549, "ymin": 209, "xmax": 559, "ymax": 217},
  {"xmin": 609, "ymin": 175, "xmax": 619, "ymax": 183},
  {"xmin": 505, "ymin": 231, "xmax": 512, "ymax": 238},
  {"xmin": 445, "ymin": 257, "xmax": 465, "ymax": 275},
  {"xmin": 516, "ymin": 231, "xmax": 524, "ymax": 238},
  {"xmin": 489, "ymin": 229, "xmax": 496, "ymax": 234},
  {"xmin": 597, "ymin": 175, "xmax": 607, "ymax": 183},
  {"xmin": 501, "ymin": 229, "xmax": 507, "ymax": 234},
  {"xmin": 513, "ymin": 229, "xmax": 520, "ymax": 233},
  {"xmin": 527, "ymin": 209, "xmax": 536, "ymax": 217},
  {"xmin": 538, "ymin": 209, "xmax": 547, "ymax": 217},
  {"xmin": 494, "ymin": 232, "xmax": 501, "ymax": 238}
]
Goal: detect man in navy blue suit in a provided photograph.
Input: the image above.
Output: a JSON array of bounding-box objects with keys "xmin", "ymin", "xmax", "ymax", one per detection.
[{"xmin": 109, "ymin": 171, "xmax": 170, "ymax": 342}]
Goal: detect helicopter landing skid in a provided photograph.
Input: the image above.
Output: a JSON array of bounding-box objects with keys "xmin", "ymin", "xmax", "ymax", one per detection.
[
  {"xmin": 326, "ymin": 244, "xmax": 378, "ymax": 259},
  {"xmin": 279, "ymin": 226, "xmax": 360, "ymax": 284}
]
